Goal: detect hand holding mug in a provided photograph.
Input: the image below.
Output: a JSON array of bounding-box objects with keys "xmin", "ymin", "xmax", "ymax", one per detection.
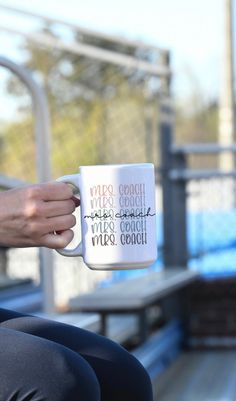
[{"xmin": 56, "ymin": 163, "xmax": 157, "ymax": 271}]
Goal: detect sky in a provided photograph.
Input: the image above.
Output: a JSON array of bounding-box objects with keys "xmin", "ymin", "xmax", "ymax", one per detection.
[{"xmin": 0, "ymin": 0, "xmax": 232, "ymax": 108}]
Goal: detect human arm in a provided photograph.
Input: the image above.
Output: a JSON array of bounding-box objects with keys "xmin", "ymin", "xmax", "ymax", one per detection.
[{"xmin": 0, "ymin": 182, "xmax": 79, "ymax": 249}]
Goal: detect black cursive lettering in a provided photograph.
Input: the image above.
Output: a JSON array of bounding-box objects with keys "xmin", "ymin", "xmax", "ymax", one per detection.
[
  {"xmin": 84, "ymin": 207, "xmax": 155, "ymax": 220},
  {"xmin": 84, "ymin": 212, "xmax": 113, "ymax": 221}
]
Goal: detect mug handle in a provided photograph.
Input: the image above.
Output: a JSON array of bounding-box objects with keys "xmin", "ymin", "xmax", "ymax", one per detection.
[{"xmin": 56, "ymin": 174, "xmax": 83, "ymax": 257}]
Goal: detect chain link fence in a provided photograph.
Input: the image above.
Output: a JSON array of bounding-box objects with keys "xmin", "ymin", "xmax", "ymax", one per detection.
[
  {"xmin": 0, "ymin": 68, "xmax": 36, "ymax": 181},
  {"xmin": 188, "ymin": 176, "xmax": 236, "ymax": 276}
]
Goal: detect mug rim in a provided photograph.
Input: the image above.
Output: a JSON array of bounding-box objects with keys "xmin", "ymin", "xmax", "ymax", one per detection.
[{"xmin": 79, "ymin": 163, "xmax": 154, "ymax": 170}]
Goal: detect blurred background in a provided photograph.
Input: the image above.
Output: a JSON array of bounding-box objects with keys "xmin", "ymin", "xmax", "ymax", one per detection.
[
  {"xmin": 0, "ymin": 0, "xmax": 226, "ymax": 302},
  {"xmin": 1, "ymin": 1, "xmax": 236, "ymax": 399}
]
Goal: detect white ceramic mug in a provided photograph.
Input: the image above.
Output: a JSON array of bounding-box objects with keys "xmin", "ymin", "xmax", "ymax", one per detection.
[{"xmin": 56, "ymin": 163, "xmax": 157, "ymax": 270}]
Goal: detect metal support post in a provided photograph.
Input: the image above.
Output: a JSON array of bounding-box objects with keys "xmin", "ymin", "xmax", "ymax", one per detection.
[
  {"xmin": 159, "ymin": 99, "xmax": 188, "ymax": 267},
  {"xmin": 171, "ymin": 151, "xmax": 188, "ymax": 266}
]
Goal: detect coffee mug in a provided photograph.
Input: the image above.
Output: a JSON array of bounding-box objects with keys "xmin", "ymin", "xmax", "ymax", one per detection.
[{"xmin": 56, "ymin": 163, "xmax": 157, "ymax": 270}]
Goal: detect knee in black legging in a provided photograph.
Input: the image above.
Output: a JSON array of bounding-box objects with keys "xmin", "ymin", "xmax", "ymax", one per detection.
[
  {"xmin": 123, "ymin": 352, "xmax": 153, "ymax": 401},
  {"xmin": 37, "ymin": 338, "xmax": 101, "ymax": 401},
  {"xmin": 113, "ymin": 346, "xmax": 153, "ymax": 401},
  {"xmin": 0, "ymin": 328, "xmax": 100, "ymax": 401},
  {"xmin": 84, "ymin": 338, "xmax": 153, "ymax": 401}
]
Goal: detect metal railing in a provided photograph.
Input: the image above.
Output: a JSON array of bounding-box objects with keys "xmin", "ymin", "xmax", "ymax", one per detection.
[
  {"xmin": 0, "ymin": 56, "xmax": 54, "ymax": 313},
  {"xmin": 160, "ymin": 100, "xmax": 236, "ymax": 273}
]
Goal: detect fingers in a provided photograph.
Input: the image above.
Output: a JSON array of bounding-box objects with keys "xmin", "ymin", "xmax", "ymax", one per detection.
[
  {"xmin": 0, "ymin": 182, "xmax": 79, "ymax": 249},
  {"xmin": 72, "ymin": 196, "xmax": 80, "ymax": 208},
  {"xmin": 27, "ymin": 182, "xmax": 75, "ymax": 202},
  {"xmin": 24, "ymin": 183, "xmax": 79, "ymax": 249},
  {"xmin": 42, "ymin": 229, "xmax": 74, "ymax": 249},
  {"xmin": 44, "ymin": 199, "xmax": 76, "ymax": 218},
  {"xmin": 44, "ymin": 214, "xmax": 76, "ymax": 234},
  {"xmin": 44, "ymin": 182, "xmax": 74, "ymax": 201}
]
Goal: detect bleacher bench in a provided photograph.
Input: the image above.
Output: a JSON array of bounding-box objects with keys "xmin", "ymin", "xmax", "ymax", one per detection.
[{"xmin": 69, "ymin": 268, "xmax": 199, "ymax": 343}]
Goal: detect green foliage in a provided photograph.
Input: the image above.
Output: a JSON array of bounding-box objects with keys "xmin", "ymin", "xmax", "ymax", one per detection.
[
  {"xmin": 175, "ymin": 99, "xmax": 218, "ymax": 144},
  {"xmin": 51, "ymin": 100, "xmax": 103, "ymax": 177},
  {"xmin": 175, "ymin": 98, "xmax": 218, "ymax": 168},
  {"xmin": 0, "ymin": 117, "xmax": 36, "ymax": 181},
  {"xmin": 2, "ymin": 25, "xmax": 151, "ymax": 179}
]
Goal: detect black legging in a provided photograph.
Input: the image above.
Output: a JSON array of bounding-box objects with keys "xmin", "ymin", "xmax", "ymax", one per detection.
[{"xmin": 0, "ymin": 308, "xmax": 153, "ymax": 401}]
